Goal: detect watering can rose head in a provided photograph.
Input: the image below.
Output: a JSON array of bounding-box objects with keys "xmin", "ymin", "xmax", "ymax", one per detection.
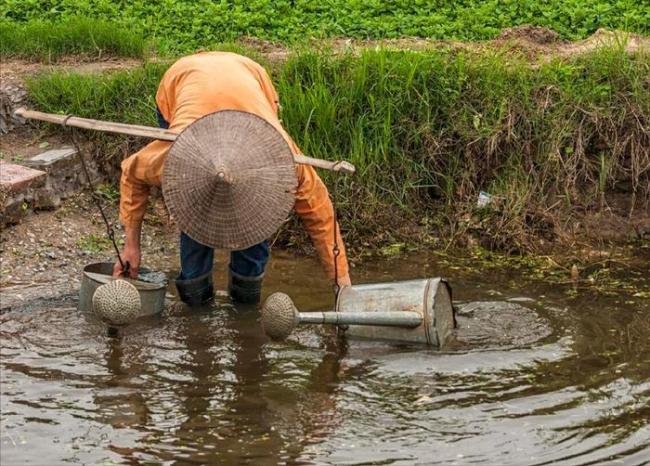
[
  {"xmin": 261, "ymin": 292, "xmax": 300, "ymax": 340},
  {"xmin": 92, "ymin": 279, "xmax": 142, "ymax": 326}
]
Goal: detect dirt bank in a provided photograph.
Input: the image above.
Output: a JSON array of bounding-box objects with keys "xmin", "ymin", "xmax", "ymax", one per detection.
[
  {"xmin": 0, "ymin": 193, "xmax": 177, "ymax": 310},
  {"xmin": 1, "ymin": 27, "xmax": 648, "ymax": 288},
  {"xmin": 318, "ymin": 26, "xmax": 649, "ymax": 62},
  {"xmin": 2, "ymin": 26, "xmax": 647, "ymax": 143},
  {"xmin": 3, "ymin": 27, "xmax": 648, "ymax": 77},
  {"xmin": 1, "ymin": 190, "xmax": 647, "ymax": 312}
]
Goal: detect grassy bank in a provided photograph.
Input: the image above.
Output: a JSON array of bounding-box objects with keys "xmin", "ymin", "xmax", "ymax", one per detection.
[
  {"xmin": 2, "ymin": 1, "xmax": 648, "ymax": 57},
  {"xmin": 0, "ymin": 17, "xmax": 146, "ymax": 61},
  {"xmin": 25, "ymin": 46, "xmax": 650, "ymax": 255}
]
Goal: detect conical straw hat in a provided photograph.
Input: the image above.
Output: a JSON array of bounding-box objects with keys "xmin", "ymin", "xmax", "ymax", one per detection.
[{"xmin": 162, "ymin": 110, "xmax": 297, "ymax": 250}]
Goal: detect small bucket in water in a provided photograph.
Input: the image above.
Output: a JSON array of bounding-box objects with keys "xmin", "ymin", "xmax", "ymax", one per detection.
[
  {"xmin": 335, "ymin": 278, "xmax": 455, "ymax": 346},
  {"xmin": 78, "ymin": 262, "xmax": 168, "ymax": 318}
]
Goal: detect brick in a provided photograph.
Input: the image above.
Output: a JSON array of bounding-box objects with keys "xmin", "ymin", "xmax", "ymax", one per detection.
[{"xmin": 0, "ymin": 161, "xmax": 46, "ymax": 192}]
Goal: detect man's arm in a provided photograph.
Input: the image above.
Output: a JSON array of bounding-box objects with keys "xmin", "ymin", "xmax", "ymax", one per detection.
[
  {"xmin": 113, "ymin": 222, "xmax": 142, "ymax": 278},
  {"xmin": 294, "ymin": 164, "xmax": 351, "ymax": 289},
  {"xmin": 250, "ymin": 60, "xmax": 351, "ymax": 288},
  {"xmin": 113, "ymin": 140, "xmax": 170, "ymax": 278}
]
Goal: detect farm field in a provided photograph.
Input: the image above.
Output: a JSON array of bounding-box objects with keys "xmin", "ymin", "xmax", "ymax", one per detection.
[{"xmin": 1, "ymin": 0, "xmax": 649, "ymax": 57}]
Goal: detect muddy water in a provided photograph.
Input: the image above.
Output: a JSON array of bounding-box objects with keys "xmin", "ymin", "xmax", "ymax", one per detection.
[{"xmin": 1, "ymin": 251, "xmax": 649, "ymax": 465}]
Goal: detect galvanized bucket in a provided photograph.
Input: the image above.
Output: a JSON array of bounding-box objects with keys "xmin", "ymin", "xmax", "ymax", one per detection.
[
  {"xmin": 335, "ymin": 278, "xmax": 455, "ymax": 346},
  {"xmin": 78, "ymin": 262, "xmax": 168, "ymax": 318}
]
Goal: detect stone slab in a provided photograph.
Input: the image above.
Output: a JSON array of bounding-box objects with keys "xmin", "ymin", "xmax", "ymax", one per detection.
[
  {"xmin": 0, "ymin": 161, "xmax": 46, "ymax": 191},
  {"xmin": 24, "ymin": 147, "xmax": 78, "ymax": 168},
  {"xmin": 1, "ymin": 84, "xmax": 28, "ymax": 134}
]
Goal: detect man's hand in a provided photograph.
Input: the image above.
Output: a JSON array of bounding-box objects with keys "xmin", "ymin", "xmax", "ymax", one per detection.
[
  {"xmin": 336, "ymin": 273, "xmax": 352, "ymax": 289},
  {"xmin": 113, "ymin": 244, "xmax": 140, "ymax": 278},
  {"xmin": 112, "ymin": 223, "xmax": 142, "ymax": 279}
]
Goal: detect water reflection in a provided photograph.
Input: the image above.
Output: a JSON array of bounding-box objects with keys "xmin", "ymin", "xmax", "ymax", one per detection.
[
  {"xmin": 1, "ymin": 252, "xmax": 648, "ymax": 465},
  {"xmin": 75, "ymin": 299, "xmax": 349, "ymax": 465}
]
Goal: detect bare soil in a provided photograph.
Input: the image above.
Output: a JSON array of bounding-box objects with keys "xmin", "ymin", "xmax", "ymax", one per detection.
[
  {"xmin": 0, "ymin": 192, "xmax": 177, "ymax": 310},
  {"xmin": 0, "ymin": 57, "xmax": 144, "ymax": 88},
  {"xmin": 0, "ymin": 126, "xmax": 68, "ymax": 160},
  {"xmin": 303, "ymin": 27, "xmax": 649, "ymax": 62}
]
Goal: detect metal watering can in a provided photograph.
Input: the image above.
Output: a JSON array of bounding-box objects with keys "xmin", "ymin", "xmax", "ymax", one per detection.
[
  {"xmin": 262, "ymin": 278, "xmax": 456, "ymax": 347},
  {"xmin": 78, "ymin": 262, "xmax": 167, "ymax": 318},
  {"xmin": 336, "ymin": 278, "xmax": 455, "ymax": 346}
]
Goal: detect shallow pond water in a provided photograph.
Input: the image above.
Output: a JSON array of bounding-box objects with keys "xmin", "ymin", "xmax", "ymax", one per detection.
[{"xmin": 1, "ymin": 251, "xmax": 649, "ymax": 465}]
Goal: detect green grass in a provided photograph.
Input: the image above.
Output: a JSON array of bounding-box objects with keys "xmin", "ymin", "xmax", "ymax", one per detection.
[
  {"xmin": 276, "ymin": 46, "xmax": 649, "ymax": 251},
  {"xmin": 2, "ymin": 0, "xmax": 648, "ymax": 57},
  {"xmin": 26, "ymin": 62, "xmax": 166, "ymax": 123},
  {"xmin": 76, "ymin": 233, "xmax": 117, "ymax": 253},
  {"xmin": 25, "ymin": 46, "xmax": 650, "ymax": 253},
  {"xmin": 0, "ymin": 17, "xmax": 146, "ymax": 61},
  {"xmin": 95, "ymin": 183, "xmax": 120, "ymax": 204}
]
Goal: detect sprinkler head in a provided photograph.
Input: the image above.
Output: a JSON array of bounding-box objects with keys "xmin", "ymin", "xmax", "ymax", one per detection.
[
  {"xmin": 261, "ymin": 292, "xmax": 299, "ymax": 340},
  {"xmin": 92, "ymin": 279, "xmax": 141, "ymax": 326}
]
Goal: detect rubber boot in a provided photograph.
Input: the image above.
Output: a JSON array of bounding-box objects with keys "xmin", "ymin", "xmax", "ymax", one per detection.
[
  {"xmin": 228, "ymin": 269, "xmax": 263, "ymax": 304},
  {"xmin": 175, "ymin": 271, "xmax": 214, "ymax": 307}
]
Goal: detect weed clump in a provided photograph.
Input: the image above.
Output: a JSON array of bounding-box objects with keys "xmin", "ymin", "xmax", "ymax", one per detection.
[
  {"xmin": 25, "ymin": 46, "xmax": 650, "ymax": 254},
  {"xmin": 276, "ymin": 46, "xmax": 649, "ymax": 253}
]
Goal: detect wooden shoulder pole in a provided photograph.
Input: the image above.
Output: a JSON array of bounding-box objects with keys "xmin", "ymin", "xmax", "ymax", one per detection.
[
  {"xmin": 13, "ymin": 107, "xmax": 179, "ymax": 141},
  {"xmin": 13, "ymin": 107, "xmax": 355, "ymax": 174}
]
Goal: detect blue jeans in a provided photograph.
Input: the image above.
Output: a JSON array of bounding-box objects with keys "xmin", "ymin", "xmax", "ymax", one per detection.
[
  {"xmin": 157, "ymin": 107, "xmax": 270, "ymax": 280},
  {"xmin": 178, "ymin": 233, "xmax": 270, "ymax": 280}
]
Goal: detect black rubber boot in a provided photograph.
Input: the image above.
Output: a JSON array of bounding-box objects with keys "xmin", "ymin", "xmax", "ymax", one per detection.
[
  {"xmin": 175, "ymin": 271, "xmax": 214, "ymax": 307},
  {"xmin": 228, "ymin": 269, "xmax": 263, "ymax": 304}
]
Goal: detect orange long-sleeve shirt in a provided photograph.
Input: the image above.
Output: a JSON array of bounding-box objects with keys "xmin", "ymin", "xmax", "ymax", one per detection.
[{"xmin": 119, "ymin": 52, "xmax": 348, "ymax": 279}]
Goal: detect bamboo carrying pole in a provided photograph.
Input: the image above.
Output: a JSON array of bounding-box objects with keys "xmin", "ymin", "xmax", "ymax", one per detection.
[{"xmin": 13, "ymin": 107, "xmax": 356, "ymax": 174}]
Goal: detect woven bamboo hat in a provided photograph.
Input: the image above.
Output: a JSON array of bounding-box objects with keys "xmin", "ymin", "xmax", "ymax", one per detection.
[{"xmin": 162, "ymin": 110, "xmax": 297, "ymax": 250}]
